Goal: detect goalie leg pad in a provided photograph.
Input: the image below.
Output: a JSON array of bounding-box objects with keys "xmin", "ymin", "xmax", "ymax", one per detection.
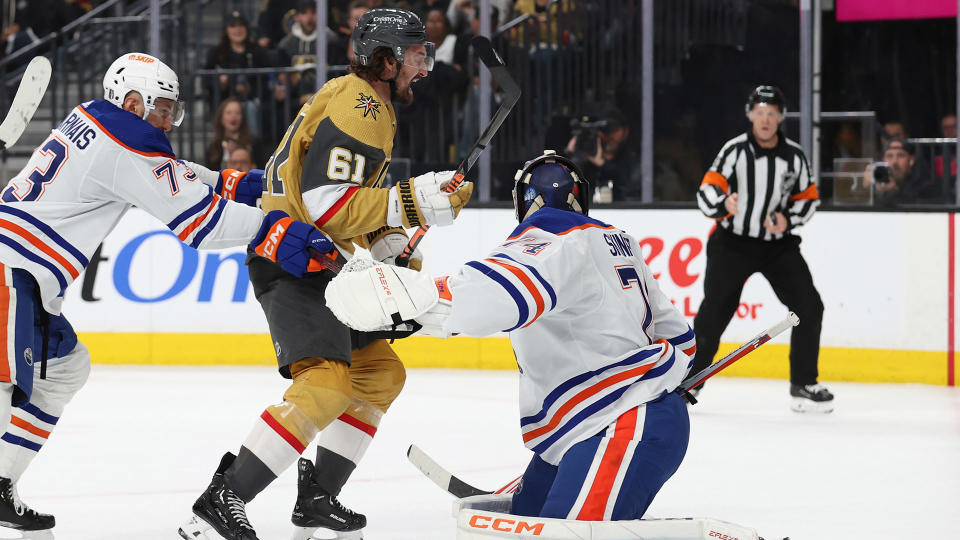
[{"xmin": 456, "ymin": 509, "xmax": 760, "ymax": 540}]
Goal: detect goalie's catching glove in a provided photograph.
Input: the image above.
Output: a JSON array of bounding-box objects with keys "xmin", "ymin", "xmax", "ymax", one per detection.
[
  {"xmin": 217, "ymin": 168, "xmax": 264, "ymax": 207},
  {"xmin": 251, "ymin": 210, "xmax": 334, "ymax": 278},
  {"xmin": 387, "ymin": 171, "xmax": 473, "ymax": 228},
  {"xmin": 325, "ymin": 259, "xmax": 441, "ymax": 332}
]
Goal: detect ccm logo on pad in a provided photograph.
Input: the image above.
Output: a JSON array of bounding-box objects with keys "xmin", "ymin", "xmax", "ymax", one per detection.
[{"xmin": 468, "ymin": 515, "xmax": 544, "ymax": 535}]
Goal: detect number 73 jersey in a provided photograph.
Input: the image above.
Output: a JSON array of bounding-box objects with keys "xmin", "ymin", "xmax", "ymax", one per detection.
[
  {"xmin": 260, "ymin": 73, "xmax": 398, "ymax": 251},
  {"xmin": 441, "ymin": 207, "xmax": 698, "ymax": 465}
]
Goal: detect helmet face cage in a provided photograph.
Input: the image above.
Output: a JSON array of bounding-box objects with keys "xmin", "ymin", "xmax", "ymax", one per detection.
[
  {"xmin": 512, "ymin": 151, "xmax": 591, "ymax": 222},
  {"xmin": 103, "ymin": 53, "xmax": 185, "ymax": 127},
  {"xmin": 744, "ymin": 85, "xmax": 787, "ymax": 117}
]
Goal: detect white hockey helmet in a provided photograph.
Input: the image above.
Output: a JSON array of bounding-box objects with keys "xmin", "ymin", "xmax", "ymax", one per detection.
[{"xmin": 103, "ymin": 52, "xmax": 185, "ymax": 126}]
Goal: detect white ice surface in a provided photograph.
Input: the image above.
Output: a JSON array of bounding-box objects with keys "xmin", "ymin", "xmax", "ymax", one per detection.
[{"xmin": 5, "ymin": 367, "xmax": 959, "ymax": 540}]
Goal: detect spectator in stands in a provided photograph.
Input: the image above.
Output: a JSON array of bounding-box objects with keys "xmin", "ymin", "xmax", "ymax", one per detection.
[
  {"xmin": 863, "ymin": 137, "xmax": 940, "ymax": 206},
  {"xmin": 934, "ymin": 113, "xmax": 957, "ymax": 186},
  {"xmin": 0, "ymin": 0, "xmax": 80, "ymax": 68},
  {"xmin": 426, "ymin": 7, "xmax": 469, "ymax": 70},
  {"xmin": 277, "ymin": 0, "xmax": 321, "ymax": 105},
  {"xmin": 565, "ymin": 105, "xmax": 641, "ymax": 201},
  {"xmin": 226, "ymin": 146, "xmax": 257, "ymax": 172},
  {"xmin": 207, "ymin": 97, "xmax": 269, "ymax": 171},
  {"xmin": 878, "ymin": 120, "xmax": 907, "ymax": 157},
  {"xmin": 256, "ymin": 0, "xmax": 298, "ymax": 49},
  {"xmin": 340, "ymin": 0, "xmax": 371, "ymax": 64},
  {"xmin": 203, "ymin": 11, "xmax": 278, "ymax": 115}
]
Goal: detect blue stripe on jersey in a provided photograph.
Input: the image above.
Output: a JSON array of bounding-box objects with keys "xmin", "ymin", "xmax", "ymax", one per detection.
[
  {"xmin": 0, "ymin": 234, "xmax": 68, "ymax": 294},
  {"xmin": 530, "ymin": 384, "xmax": 631, "ymax": 455},
  {"xmin": 18, "ymin": 403, "xmax": 59, "ymax": 425},
  {"xmin": 189, "ymin": 197, "xmax": 227, "ymax": 248},
  {"xmin": 465, "ymin": 261, "xmax": 529, "ymax": 331},
  {"xmin": 0, "ymin": 206, "xmax": 88, "ymax": 267},
  {"xmin": 1, "ymin": 433, "xmax": 42, "ymax": 452},
  {"xmin": 640, "ymin": 346, "xmax": 675, "ymax": 380},
  {"xmin": 167, "ymin": 187, "xmax": 214, "ymax": 231},
  {"xmin": 520, "ymin": 347, "xmax": 663, "ymax": 427},
  {"xmin": 491, "ymin": 252, "xmax": 557, "ymax": 309},
  {"xmin": 667, "ymin": 328, "xmax": 695, "ymax": 347},
  {"xmin": 639, "ymin": 280, "xmax": 653, "ymax": 340},
  {"xmin": 508, "ymin": 207, "xmax": 612, "ymax": 238},
  {"xmin": 80, "ymin": 100, "xmax": 175, "ymax": 157}
]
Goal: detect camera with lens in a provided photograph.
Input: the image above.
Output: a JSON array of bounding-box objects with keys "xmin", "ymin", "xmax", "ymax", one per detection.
[
  {"xmin": 570, "ymin": 114, "xmax": 609, "ymax": 161},
  {"xmin": 870, "ymin": 161, "xmax": 891, "ymax": 184}
]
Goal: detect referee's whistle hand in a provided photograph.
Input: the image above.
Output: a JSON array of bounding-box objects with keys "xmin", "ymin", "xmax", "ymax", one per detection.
[
  {"xmin": 724, "ymin": 193, "xmax": 739, "ymax": 215},
  {"xmin": 764, "ymin": 212, "xmax": 788, "ymax": 234}
]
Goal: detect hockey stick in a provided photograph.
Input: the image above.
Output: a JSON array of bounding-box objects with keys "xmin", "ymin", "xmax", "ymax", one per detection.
[
  {"xmin": 406, "ymin": 444, "xmax": 529, "ymax": 499},
  {"xmin": 0, "ymin": 56, "xmax": 52, "ymax": 151},
  {"xmin": 677, "ymin": 311, "xmax": 800, "ymax": 404},
  {"xmin": 395, "ymin": 36, "xmax": 521, "ymax": 267},
  {"xmin": 308, "ymin": 245, "xmax": 347, "ymax": 274}
]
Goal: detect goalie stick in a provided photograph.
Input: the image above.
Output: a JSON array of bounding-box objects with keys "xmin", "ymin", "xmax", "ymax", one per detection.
[
  {"xmin": 395, "ymin": 35, "xmax": 521, "ymax": 267},
  {"xmin": 407, "ymin": 314, "xmax": 801, "ymax": 497},
  {"xmin": 677, "ymin": 311, "xmax": 800, "ymax": 404},
  {"xmin": 0, "ymin": 56, "xmax": 52, "ymax": 151}
]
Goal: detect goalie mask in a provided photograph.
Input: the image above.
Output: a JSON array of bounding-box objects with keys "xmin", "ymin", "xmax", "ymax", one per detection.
[
  {"xmin": 103, "ymin": 52, "xmax": 185, "ymax": 127},
  {"xmin": 512, "ymin": 150, "xmax": 590, "ymax": 222}
]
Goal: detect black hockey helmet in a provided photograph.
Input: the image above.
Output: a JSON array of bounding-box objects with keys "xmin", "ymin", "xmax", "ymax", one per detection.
[
  {"xmin": 745, "ymin": 85, "xmax": 787, "ymax": 116},
  {"xmin": 512, "ymin": 150, "xmax": 590, "ymax": 222},
  {"xmin": 352, "ymin": 8, "xmax": 434, "ymax": 71}
]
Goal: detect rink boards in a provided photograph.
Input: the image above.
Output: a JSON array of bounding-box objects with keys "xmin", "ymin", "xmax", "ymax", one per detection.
[{"xmin": 65, "ymin": 208, "xmax": 960, "ymax": 385}]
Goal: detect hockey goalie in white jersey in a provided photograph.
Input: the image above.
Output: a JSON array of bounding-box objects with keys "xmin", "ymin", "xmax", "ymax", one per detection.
[
  {"xmin": 0, "ymin": 52, "xmax": 333, "ymax": 537},
  {"xmin": 327, "ymin": 150, "xmax": 698, "ymax": 527}
]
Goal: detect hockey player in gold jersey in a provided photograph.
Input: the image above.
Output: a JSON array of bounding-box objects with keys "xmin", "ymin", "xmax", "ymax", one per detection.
[{"xmin": 180, "ymin": 9, "xmax": 473, "ymax": 540}]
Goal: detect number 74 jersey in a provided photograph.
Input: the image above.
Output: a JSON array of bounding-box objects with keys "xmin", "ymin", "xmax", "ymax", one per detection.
[
  {"xmin": 440, "ymin": 207, "xmax": 698, "ymax": 465},
  {"xmin": 0, "ymin": 99, "xmax": 264, "ymax": 315}
]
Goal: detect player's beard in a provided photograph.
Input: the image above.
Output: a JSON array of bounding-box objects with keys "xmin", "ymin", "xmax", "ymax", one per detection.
[{"xmin": 391, "ymin": 80, "xmax": 414, "ymax": 105}]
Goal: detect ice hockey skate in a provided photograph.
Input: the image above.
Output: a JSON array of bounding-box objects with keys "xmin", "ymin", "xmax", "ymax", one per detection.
[
  {"xmin": 178, "ymin": 453, "xmax": 259, "ymax": 540},
  {"xmin": 790, "ymin": 383, "xmax": 834, "ymax": 413},
  {"xmin": 0, "ymin": 477, "xmax": 54, "ymax": 540},
  {"xmin": 290, "ymin": 458, "xmax": 365, "ymax": 540}
]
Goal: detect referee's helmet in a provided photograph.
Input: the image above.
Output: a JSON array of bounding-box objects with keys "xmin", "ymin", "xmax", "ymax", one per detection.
[{"xmin": 745, "ymin": 85, "xmax": 787, "ymax": 117}]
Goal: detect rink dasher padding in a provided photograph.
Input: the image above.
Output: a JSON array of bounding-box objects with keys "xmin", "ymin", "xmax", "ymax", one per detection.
[
  {"xmin": 76, "ymin": 333, "xmax": 953, "ymax": 385},
  {"xmin": 65, "ymin": 208, "xmax": 959, "ymax": 385}
]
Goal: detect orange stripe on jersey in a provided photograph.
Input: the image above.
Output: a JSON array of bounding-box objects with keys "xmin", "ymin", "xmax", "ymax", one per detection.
[
  {"xmin": 701, "ymin": 171, "xmax": 729, "ymax": 194},
  {"xmin": 9, "ymin": 416, "xmax": 50, "ymax": 439},
  {"xmin": 486, "ymin": 258, "xmax": 544, "ymax": 326},
  {"xmin": 177, "ymin": 194, "xmax": 221, "ymax": 242},
  {"xmin": 337, "ymin": 413, "xmax": 377, "ymax": 437},
  {"xmin": 314, "ymin": 186, "xmax": 360, "ymax": 228},
  {"xmin": 77, "ymin": 107, "xmax": 174, "ymax": 158},
  {"xmin": 0, "ymin": 219, "xmax": 80, "ymax": 278},
  {"xmin": 790, "ymin": 183, "xmax": 819, "ymax": 201},
  {"xmin": 506, "ymin": 221, "xmax": 615, "ymax": 241},
  {"xmin": 522, "ymin": 362, "xmax": 658, "ymax": 444},
  {"xmin": 0, "ymin": 262, "xmax": 5, "ymax": 287},
  {"xmin": 683, "ymin": 343, "xmax": 697, "ymax": 357},
  {"xmin": 0, "ymin": 279, "xmax": 9, "ymax": 384}
]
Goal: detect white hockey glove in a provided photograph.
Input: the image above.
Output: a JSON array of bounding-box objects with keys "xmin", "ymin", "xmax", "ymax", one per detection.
[
  {"xmin": 367, "ymin": 227, "xmax": 423, "ymax": 271},
  {"xmin": 386, "ymin": 171, "xmax": 474, "ymax": 228},
  {"xmin": 415, "ymin": 276, "xmax": 453, "ymax": 338},
  {"xmin": 326, "ymin": 258, "xmax": 440, "ymax": 332}
]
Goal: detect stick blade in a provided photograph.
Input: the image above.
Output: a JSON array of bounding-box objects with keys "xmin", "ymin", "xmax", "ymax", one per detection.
[
  {"xmin": 407, "ymin": 444, "xmax": 491, "ymax": 498},
  {"xmin": 0, "ymin": 56, "xmax": 52, "ymax": 150}
]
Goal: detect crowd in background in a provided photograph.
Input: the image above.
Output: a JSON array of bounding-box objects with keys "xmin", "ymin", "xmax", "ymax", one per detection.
[{"xmin": 0, "ymin": 0, "xmax": 958, "ymax": 207}]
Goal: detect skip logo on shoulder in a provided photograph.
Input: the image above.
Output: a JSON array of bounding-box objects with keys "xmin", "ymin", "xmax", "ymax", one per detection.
[{"xmin": 355, "ymin": 93, "xmax": 380, "ymax": 120}]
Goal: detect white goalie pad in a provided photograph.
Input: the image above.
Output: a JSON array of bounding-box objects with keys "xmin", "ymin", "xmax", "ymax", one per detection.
[
  {"xmin": 325, "ymin": 259, "xmax": 440, "ymax": 331},
  {"xmin": 455, "ymin": 505, "xmax": 760, "ymax": 540}
]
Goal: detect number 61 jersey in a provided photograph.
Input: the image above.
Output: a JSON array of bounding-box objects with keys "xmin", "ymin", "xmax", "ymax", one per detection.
[
  {"xmin": 0, "ymin": 100, "xmax": 264, "ymax": 315},
  {"xmin": 441, "ymin": 207, "xmax": 698, "ymax": 465}
]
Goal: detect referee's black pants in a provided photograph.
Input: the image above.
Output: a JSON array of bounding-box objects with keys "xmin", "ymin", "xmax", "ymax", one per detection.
[{"xmin": 691, "ymin": 226, "xmax": 824, "ymax": 386}]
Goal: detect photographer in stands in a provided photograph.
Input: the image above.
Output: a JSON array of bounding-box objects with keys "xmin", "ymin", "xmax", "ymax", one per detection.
[
  {"xmin": 863, "ymin": 137, "xmax": 938, "ymax": 206},
  {"xmin": 565, "ymin": 105, "xmax": 641, "ymax": 201}
]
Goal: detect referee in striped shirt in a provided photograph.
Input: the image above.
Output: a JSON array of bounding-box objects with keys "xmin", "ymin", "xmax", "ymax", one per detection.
[{"xmin": 693, "ymin": 86, "xmax": 833, "ymax": 412}]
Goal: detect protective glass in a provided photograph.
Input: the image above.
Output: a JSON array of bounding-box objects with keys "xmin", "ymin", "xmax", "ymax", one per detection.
[{"xmin": 402, "ymin": 42, "xmax": 435, "ymax": 72}]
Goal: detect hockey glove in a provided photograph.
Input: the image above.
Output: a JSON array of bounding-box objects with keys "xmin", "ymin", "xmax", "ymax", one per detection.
[
  {"xmin": 251, "ymin": 210, "xmax": 334, "ymax": 278},
  {"xmin": 386, "ymin": 171, "xmax": 473, "ymax": 228},
  {"xmin": 217, "ymin": 168, "xmax": 264, "ymax": 207},
  {"xmin": 367, "ymin": 226, "xmax": 423, "ymax": 271},
  {"xmin": 325, "ymin": 259, "xmax": 439, "ymax": 332}
]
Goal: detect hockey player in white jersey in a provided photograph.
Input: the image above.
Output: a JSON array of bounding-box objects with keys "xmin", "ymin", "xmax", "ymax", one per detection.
[
  {"xmin": 0, "ymin": 52, "xmax": 333, "ymax": 538},
  {"xmin": 326, "ymin": 150, "xmax": 697, "ymax": 525}
]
